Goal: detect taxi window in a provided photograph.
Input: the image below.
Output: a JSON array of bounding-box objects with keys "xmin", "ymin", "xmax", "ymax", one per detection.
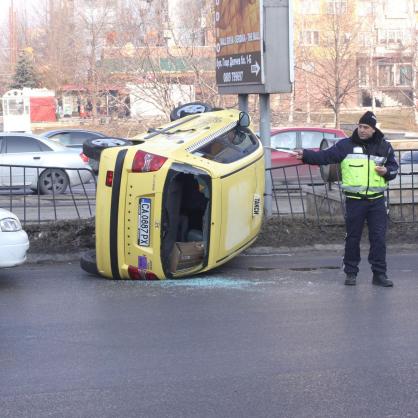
[{"xmin": 193, "ymin": 128, "xmax": 259, "ymax": 163}]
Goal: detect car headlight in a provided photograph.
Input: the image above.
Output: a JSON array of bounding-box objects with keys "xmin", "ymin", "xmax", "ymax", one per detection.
[{"xmin": 0, "ymin": 217, "xmax": 22, "ymax": 232}]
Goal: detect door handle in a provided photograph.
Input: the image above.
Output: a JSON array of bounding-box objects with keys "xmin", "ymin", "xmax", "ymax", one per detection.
[{"xmin": 33, "ymin": 157, "xmax": 41, "ymax": 160}]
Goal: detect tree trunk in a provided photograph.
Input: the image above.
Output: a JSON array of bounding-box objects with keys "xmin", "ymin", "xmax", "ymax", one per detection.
[{"xmin": 334, "ymin": 105, "xmax": 340, "ymax": 128}]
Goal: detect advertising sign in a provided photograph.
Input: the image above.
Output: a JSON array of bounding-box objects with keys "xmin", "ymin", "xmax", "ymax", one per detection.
[
  {"xmin": 216, "ymin": 0, "xmax": 293, "ymax": 95},
  {"xmin": 215, "ymin": 0, "xmax": 263, "ymax": 86}
]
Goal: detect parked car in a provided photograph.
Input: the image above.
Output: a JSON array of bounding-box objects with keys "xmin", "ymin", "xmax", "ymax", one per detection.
[
  {"xmin": 81, "ymin": 107, "xmax": 264, "ymax": 280},
  {"xmin": 41, "ymin": 129, "xmax": 129, "ymax": 173},
  {"xmin": 41, "ymin": 128, "xmax": 107, "ymax": 149},
  {"xmin": 268, "ymin": 127, "xmax": 346, "ymax": 184},
  {"xmin": 400, "ymin": 150, "xmax": 418, "ymax": 168},
  {"xmin": 0, "ymin": 208, "xmax": 29, "ymax": 268},
  {"xmin": 0, "ymin": 132, "xmax": 93, "ymax": 194},
  {"xmin": 390, "ymin": 150, "xmax": 418, "ymax": 186}
]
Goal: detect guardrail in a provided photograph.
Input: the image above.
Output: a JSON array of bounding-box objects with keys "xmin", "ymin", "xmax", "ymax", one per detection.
[
  {"xmin": 0, "ymin": 164, "xmax": 96, "ymax": 225},
  {"xmin": 2, "ymin": 152, "xmax": 417, "ymax": 226},
  {"xmin": 268, "ymin": 148, "xmax": 418, "ymax": 224}
]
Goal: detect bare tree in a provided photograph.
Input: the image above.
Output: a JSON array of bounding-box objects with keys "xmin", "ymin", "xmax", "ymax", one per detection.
[
  {"xmin": 26, "ymin": 1, "xmax": 83, "ymax": 89},
  {"xmin": 100, "ymin": 0, "xmax": 220, "ymax": 119},
  {"xmin": 299, "ymin": 2, "xmax": 360, "ymax": 128}
]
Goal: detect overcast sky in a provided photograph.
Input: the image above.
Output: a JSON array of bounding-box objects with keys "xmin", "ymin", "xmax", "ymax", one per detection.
[{"xmin": 0, "ymin": 0, "xmax": 43, "ymax": 26}]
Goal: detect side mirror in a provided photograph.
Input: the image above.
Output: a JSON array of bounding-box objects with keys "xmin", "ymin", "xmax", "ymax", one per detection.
[{"xmin": 238, "ymin": 112, "xmax": 250, "ymax": 128}]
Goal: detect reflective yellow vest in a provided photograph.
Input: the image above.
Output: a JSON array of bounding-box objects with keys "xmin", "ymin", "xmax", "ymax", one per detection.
[{"xmin": 340, "ymin": 153, "xmax": 387, "ymax": 199}]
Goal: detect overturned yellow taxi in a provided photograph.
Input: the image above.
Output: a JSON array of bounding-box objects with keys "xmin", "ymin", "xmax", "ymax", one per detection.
[{"xmin": 81, "ymin": 108, "xmax": 264, "ymax": 280}]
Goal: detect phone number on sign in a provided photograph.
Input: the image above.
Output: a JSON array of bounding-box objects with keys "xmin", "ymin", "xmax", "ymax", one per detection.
[{"xmin": 223, "ymin": 71, "xmax": 244, "ymax": 83}]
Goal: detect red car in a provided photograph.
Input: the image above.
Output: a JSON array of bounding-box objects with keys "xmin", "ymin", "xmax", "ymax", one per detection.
[{"xmin": 268, "ymin": 127, "xmax": 346, "ymax": 184}]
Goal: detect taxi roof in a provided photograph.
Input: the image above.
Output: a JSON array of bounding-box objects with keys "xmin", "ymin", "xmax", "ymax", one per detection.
[{"xmin": 132, "ymin": 109, "xmax": 243, "ymax": 148}]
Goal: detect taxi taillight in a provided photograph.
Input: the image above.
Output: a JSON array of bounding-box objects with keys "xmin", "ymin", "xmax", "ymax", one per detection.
[
  {"xmin": 105, "ymin": 170, "xmax": 113, "ymax": 187},
  {"xmin": 132, "ymin": 150, "xmax": 167, "ymax": 172},
  {"xmin": 80, "ymin": 152, "xmax": 89, "ymax": 163},
  {"xmin": 128, "ymin": 265, "xmax": 159, "ymax": 280}
]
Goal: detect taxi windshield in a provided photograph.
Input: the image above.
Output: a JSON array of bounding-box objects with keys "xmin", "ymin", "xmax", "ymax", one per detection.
[{"xmin": 192, "ymin": 127, "xmax": 259, "ymax": 163}]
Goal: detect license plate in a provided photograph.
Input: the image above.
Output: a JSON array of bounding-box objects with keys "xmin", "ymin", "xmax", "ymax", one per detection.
[{"xmin": 138, "ymin": 198, "xmax": 151, "ymax": 247}]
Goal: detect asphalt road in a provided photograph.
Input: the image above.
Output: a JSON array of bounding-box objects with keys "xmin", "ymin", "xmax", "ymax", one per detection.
[{"xmin": 1, "ymin": 249, "xmax": 418, "ymax": 418}]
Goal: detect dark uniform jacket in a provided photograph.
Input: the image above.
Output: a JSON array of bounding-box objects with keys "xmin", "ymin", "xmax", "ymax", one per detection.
[{"xmin": 302, "ymin": 128, "xmax": 398, "ymax": 195}]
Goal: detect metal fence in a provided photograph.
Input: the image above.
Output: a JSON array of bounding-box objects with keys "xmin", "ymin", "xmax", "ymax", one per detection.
[
  {"xmin": 268, "ymin": 148, "xmax": 418, "ymax": 224},
  {"xmin": 1, "ymin": 148, "xmax": 417, "ymax": 226},
  {"xmin": 0, "ymin": 164, "xmax": 96, "ymax": 225}
]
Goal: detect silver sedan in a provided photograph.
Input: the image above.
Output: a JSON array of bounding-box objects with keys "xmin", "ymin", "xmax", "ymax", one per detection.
[{"xmin": 0, "ymin": 132, "xmax": 94, "ymax": 194}]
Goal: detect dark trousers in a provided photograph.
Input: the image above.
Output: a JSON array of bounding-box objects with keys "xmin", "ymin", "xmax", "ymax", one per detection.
[{"xmin": 343, "ymin": 197, "xmax": 387, "ymax": 275}]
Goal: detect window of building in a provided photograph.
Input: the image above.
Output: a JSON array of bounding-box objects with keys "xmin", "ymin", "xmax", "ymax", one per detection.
[
  {"xmin": 378, "ymin": 30, "xmax": 406, "ymax": 45},
  {"xmin": 385, "ymin": 0, "xmax": 408, "ymax": 17},
  {"xmin": 302, "ymin": 62, "xmax": 315, "ymax": 73},
  {"xmin": 357, "ymin": 0, "xmax": 372, "ymax": 16},
  {"xmin": 358, "ymin": 65, "xmax": 367, "ymax": 86},
  {"xmin": 326, "ymin": 0, "xmax": 347, "ymax": 14},
  {"xmin": 398, "ymin": 65, "xmax": 412, "ymax": 86},
  {"xmin": 378, "ymin": 64, "xmax": 394, "ymax": 86},
  {"xmin": 299, "ymin": 30, "xmax": 319, "ymax": 46},
  {"xmin": 299, "ymin": 0, "xmax": 320, "ymax": 14},
  {"xmin": 358, "ymin": 32, "xmax": 373, "ymax": 47}
]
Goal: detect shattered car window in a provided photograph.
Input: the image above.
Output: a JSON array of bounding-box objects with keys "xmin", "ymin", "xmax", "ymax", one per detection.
[{"xmin": 193, "ymin": 127, "xmax": 259, "ymax": 163}]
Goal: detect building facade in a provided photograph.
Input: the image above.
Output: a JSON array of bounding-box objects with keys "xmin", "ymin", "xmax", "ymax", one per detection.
[{"xmin": 294, "ymin": 0, "xmax": 417, "ymax": 110}]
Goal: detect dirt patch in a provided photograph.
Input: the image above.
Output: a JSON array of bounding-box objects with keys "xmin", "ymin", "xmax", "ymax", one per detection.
[
  {"xmin": 25, "ymin": 217, "xmax": 418, "ymax": 255},
  {"xmin": 256, "ymin": 217, "xmax": 418, "ymax": 248},
  {"xmin": 26, "ymin": 219, "xmax": 95, "ymax": 254}
]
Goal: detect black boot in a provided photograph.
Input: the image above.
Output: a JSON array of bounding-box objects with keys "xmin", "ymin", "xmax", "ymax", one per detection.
[
  {"xmin": 372, "ymin": 273, "xmax": 393, "ymax": 287},
  {"xmin": 344, "ymin": 273, "xmax": 357, "ymax": 286}
]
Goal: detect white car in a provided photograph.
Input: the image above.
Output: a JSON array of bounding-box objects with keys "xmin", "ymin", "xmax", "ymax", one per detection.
[
  {"xmin": 0, "ymin": 132, "xmax": 94, "ymax": 194},
  {"xmin": 0, "ymin": 208, "xmax": 29, "ymax": 267}
]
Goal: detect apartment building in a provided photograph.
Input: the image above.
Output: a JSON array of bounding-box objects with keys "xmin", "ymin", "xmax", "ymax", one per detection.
[{"xmin": 295, "ymin": 0, "xmax": 417, "ymax": 109}]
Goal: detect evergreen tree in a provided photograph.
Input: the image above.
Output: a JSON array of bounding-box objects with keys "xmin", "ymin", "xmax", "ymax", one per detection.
[{"xmin": 10, "ymin": 52, "xmax": 40, "ymax": 89}]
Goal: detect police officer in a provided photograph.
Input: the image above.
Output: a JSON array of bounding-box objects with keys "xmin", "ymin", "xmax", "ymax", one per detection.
[{"xmin": 296, "ymin": 111, "xmax": 398, "ymax": 287}]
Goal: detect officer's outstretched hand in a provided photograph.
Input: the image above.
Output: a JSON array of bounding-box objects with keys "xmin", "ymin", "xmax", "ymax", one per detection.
[
  {"xmin": 375, "ymin": 166, "xmax": 387, "ymax": 176},
  {"xmin": 295, "ymin": 149, "xmax": 304, "ymax": 160}
]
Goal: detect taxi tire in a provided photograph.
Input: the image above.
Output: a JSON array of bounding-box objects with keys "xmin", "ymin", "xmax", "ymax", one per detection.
[
  {"xmin": 319, "ymin": 138, "xmax": 342, "ymax": 182},
  {"xmin": 83, "ymin": 137, "xmax": 133, "ymax": 161},
  {"xmin": 170, "ymin": 102, "xmax": 213, "ymax": 121},
  {"xmin": 80, "ymin": 250, "xmax": 99, "ymax": 276}
]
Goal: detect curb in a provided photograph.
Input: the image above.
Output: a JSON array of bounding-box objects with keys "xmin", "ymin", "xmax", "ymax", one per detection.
[
  {"xmin": 244, "ymin": 243, "xmax": 418, "ymax": 255},
  {"xmin": 26, "ymin": 242, "xmax": 418, "ymax": 265},
  {"xmin": 27, "ymin": 252, "xmax": 83, "ymax": 264}
]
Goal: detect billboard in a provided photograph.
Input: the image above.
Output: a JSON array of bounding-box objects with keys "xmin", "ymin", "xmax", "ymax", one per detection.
[
  {"xmin": 216, "ymin": 0, "xmax": 293, "ymax": 95},
  {"xmin": 215, "ymin": 0, "xmax": 263, "ymax": 86}
]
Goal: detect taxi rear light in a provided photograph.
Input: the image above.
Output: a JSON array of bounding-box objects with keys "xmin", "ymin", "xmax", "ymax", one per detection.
[
  {"xmin": 132, "ymin": 150, "xmax": 167, "ymax": 172},
  {"xmin": 128, "ymin": 265, "xmax": 159, "ymax": 280},
  {"xmin": 80, "ymin": 152, "xmax": 89, "ymax": 163},
  {"xmin": 105, "ymin": 170, "xmax": 114, "ymax": 187}
]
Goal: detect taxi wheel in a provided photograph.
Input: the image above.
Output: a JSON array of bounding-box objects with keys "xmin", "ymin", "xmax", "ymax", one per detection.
[
  {"xmin": 80, "ymin": 250, "xmax": 99, "ymax": 276},
  {"xmin": 38, "ymin": 168, "xmax": 69, "ymax": 194},
  {"xmin": 319, "ymin": 138, "xmax": 341, "ymax": 182},
  {"xmin": 170, "ymin": 102, "xmax": 213, "ymax": 121},
  {"xmin": 83, "ymin": 137, "xmax": 133, "ymax": 161}
]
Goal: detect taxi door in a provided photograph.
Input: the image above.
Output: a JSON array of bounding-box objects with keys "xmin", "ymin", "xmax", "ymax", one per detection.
[{"xmin": 216, "ymin": 156, "xmax": 264, "ymax": 262}]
